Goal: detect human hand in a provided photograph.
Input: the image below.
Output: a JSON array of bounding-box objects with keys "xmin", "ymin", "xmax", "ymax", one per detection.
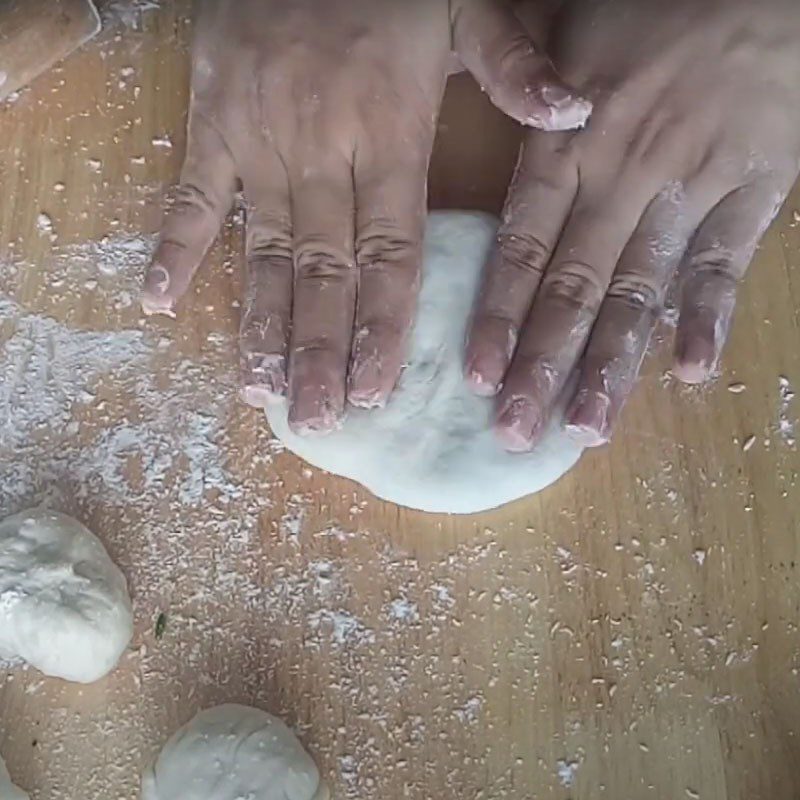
[
  {"xmin": 141, "ymin": 0, "xmax": 590, "ymax": 435},
  {"xmin": 466, "ymin": 0, "xmax": 800, "ymax": 450}
]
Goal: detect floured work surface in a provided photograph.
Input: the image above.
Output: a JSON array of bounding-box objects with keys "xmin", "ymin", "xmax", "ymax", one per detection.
[{"xmin": 1, "ymin": 3, "xmax": 800, "ymax": 799}]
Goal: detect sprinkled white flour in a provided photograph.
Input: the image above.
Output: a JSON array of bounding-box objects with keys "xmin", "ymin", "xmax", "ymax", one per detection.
[
  {"xmin": 2, "ymin": 230, "xmax": 588, "ymax": 800},
  {"xmin": 778, "ymin": 375, "xmax": 796, "ymax": 447},
  {"xmin": 3, "ymin": 3, "xmax": 798, "ymax": 798},
  {"xmin": 101, "ymin": 0, "xmax": 164, "ymax": 31}
]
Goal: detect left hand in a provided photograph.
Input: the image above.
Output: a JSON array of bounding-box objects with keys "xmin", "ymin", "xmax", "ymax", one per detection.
[
  {"xmin": 141, "ymin": 0, "xmax": 590, "ymax": 435},
  {"xmin": 465, "ymin": 0, "xmax": 800, "ymax": 450}
]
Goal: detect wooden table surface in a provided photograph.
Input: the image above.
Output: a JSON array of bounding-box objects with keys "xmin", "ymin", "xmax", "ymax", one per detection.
[{"xmin": 1, "ymin": 4, "xmax": 799, "ymax": 799}]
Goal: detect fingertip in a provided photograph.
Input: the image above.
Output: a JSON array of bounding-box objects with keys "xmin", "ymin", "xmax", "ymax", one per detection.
[
  {"xmin": 289, "ymin": 366, "xmax": 345, "ymax": 437},
  {"xmin": 672, "ymin": 359, "xmax": 714, "ymax": 385},
  {"xmin": 494, "ymin": 396, "xmax": 542, "ymax": 453},
  {"xmin": 464, "ymin": 335, "xmax": 510, "ymax": 398},
  {"xmin": 288, "ymin": 398, "xmax": 344, "ymax": 437},
  {"xmin": 541, "ymin": 93, "xmax": 593, "ymax": 132},
  {"xmin": 347, "ymin": 352, "xmax": 391, "ymax": 411},
  {"xmin": 565, "ymin": 389, "xmax": 611, "ymax": 448},
  {"xmin": 141, "ymin": 294, "xmax": 176, "ymax": 318},
  {"xmin": 673, "ymin": 335, "xmax": 718, "ymax": 385},
  {"xmin": 464, "ymin": 357, "xmax": 501, "ymax": 398},
  {"xmin": 524, "ymin": 82, "xmax": 593, "ymax": 132},
  {"xmin": 142, "ymin": 264, "xmax": 178, "ymax": 317},
  {"xmin": 241, "ymin": 385, "xmax": 273, "ymax": 410},
  {"xmin": 241, "ymin": 353, "xmax": 287, "ymax": 405},
  {"xmin": 466, "ymin": 368, "xmax": 501, "ymax": 398}
]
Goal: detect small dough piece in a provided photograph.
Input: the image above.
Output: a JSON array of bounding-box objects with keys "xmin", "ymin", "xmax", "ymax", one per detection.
[
  {"xmin": 0, "ymin": 509, "xmax": 133, "ymax": 684},
  {"xmin": 141, "ymin": 704, "xmax": 329, "ymax": 800},
  {"xmin": 265, "ymin": 211, "xmax": 584, "ymax": 514},
  {"xmin": 0, "ymin": 754, "xmax": 29, "ymax": 800}
]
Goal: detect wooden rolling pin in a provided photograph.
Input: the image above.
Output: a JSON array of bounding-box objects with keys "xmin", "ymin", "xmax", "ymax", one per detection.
[{"xmin": 0, "ymin": 0, "xmax": 101, "ymax": 102}]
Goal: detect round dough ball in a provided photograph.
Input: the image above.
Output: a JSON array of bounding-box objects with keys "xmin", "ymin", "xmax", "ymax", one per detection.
[
  {"xmin": 141, "ymin": 704, "xmax": 329, "ymax": 800},
  {"xmin": 265, "ymin": 211, "xmax": 584, "ymax": 514},
  {"xmin": 0, "ymin": 509, "xmax": 133, "ymax": 683},
  {"xmin": 0, "ymin": 754, "xmax": 29, "ymax": 800}
]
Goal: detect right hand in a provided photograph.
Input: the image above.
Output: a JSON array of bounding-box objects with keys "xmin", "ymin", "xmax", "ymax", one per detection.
[
  {"xmin": 465, "ymin": 0, "xmax": 800, "ymax": 451},
  {"xmin": 141, "ymin": 0, "xmax": 590, "ymax": 435}
]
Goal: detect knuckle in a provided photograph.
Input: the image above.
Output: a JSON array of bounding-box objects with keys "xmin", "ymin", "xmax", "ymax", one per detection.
[
  {"xmin": 687, "ymin": 248, "xmax": 740, "ymax": 281},
  {"xmin": 169, "ymin": 181, "xmax": 221, "ymax": 217},
  {"xmin": 247, "ymin": 226, "xmax": 292, "ymax": 267},
  {"xmin": 606, "ymin": 275, "xmax": 663, "ymax": 313},
  {"xmin": 356, "ymin": 224, "xmax": 419, "ymax": 273},
  {"xmin": 496, "ymin": 231, "xmax": 552, "ymax": 280},
  {"xmin": 294, "ymin": 241, "xmax": 355, "ymax": 282},
  {"xmin": 541, "ymin": 261, "xmax": 606, "ymax": 312}
]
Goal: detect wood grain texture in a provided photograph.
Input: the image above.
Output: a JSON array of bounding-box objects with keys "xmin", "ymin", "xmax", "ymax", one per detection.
[
  {"xmin": 0, "ymin": 4, "xmax": 799, "ymax": 799},
  {"xmin": 0, "ymin": 0, "xmax": 100, "ymax": 101}
]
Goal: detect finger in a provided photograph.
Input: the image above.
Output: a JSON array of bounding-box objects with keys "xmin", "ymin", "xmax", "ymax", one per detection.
[
  {"xmin": 674, "ymin": 180, "xmax": 786, "ymax": 384},
  {"xmin": 465, "ymin": 130, "xmax": 577, "ymax": 396},
  {"xmin": 348, "ymin": 149, "xmax": 429, "ymax": 409},
  {"xmin": 452, "ymin": 0, "xmax": 592, "ymax": 131},
  {"xmin": 565, "ymin": 183, "xmax": 698, "ymax": 446},
  {"xmin": 239, "ymin": 156, "xmax": 292, "ymax": 409},
  {"xmin": 495, "ymin": 191, "xmax": 647, "ymax": 452},
  {"xmin": 288, "ymin": 158, "xmax": 356, "ymax": 435},
  {"xmin": 142, "ymin": 111, "xmax": 237, "ymax": 316}
]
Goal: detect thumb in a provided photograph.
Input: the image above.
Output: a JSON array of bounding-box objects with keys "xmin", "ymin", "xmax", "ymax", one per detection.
[{"xmin": 452, "ymin": 0, "xmax": 592, "ymax": 131}]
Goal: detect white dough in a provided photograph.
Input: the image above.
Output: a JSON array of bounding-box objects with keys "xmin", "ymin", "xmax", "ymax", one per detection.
[
  {"xmin": 0, "ymin": 509, "xmax": 133, "ymax": 683},
  {"xmin": 141, "ymin": 704, "xmax": 329, "ymax": 800},
  {"xmin": 266, "ymin": 211, "xmax": 584, "ymax": 514},
  {"xmin": 0, "ymin": 755, "xmax": 28, "ymax": 800}
]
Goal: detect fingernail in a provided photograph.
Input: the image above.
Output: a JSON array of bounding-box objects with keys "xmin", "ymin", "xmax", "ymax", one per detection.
[
  {"xmin": 464, "ymin": 353, "xmax": 503, "ymax": 398},
  {"xmin": 348, "ymin": 386, "xmax": 387, "ymax": 410},
  {"xmin": 348, "ymin": 353, "xmax": 389, "ymax": 410},
  {"xmin": 674, "ymin": 337, "xmax": 717, "ymax": 385},
  {"xmin": 141, "ymin": 266, "xmax": 176, "ymax": 317},
  {"xmin": 242, "ymin": 354, "xmax": 286, "ymax": 402},
  {"xmin": 467, "ymin": 371, "xmax": 500, "ymax": 398},
  {"xmin": 536, "ymin": 87, "xmax": 593, "ymax": 132},
  {"xmin": 495, "ymin": 396, "xmax": 542, "ymax": 453},
  {"xmin": 241, "ymin": 385, "xmax": 273, "ymax": 409},
  {"xmin": 289, "ymin": 393, "xmax": 343, "ymax": 437},
  {"xmin": 540, "ymin": 85, "xmax": 574, "ymax": 107},
  {"xmin": 141, "ymin": 293, "xmax": 176, "ymax": 318},
  {"xmin": 565, "ymin": 390, "xmax": 610, "ymax": 448},
  {"xmin": 147, "ymin": 265, "xmax": 171, "ymax": 295}
]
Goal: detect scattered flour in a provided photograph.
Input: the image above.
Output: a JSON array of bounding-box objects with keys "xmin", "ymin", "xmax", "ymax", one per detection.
[
  {"xmin": 101, "ymin": 0, "xmax": 164, "ymax": 31},
  {"xmin": 556, "ymin": 758, "xmax": 581, "ymax": 788},
  {"xmin": 778, "ymin": 375, "xmax": 796, "ymax": 447}
]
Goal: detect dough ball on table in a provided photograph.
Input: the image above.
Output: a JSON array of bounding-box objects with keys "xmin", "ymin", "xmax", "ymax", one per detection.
[
  {"xmin": 0, "ymin": 754, "xmax": 29, "ymax": 800},
  {"xmin": 141, "ymin": 705, "xmax": 329, "ymax": 800},
  {"xmin": 265, "ymin": 211, "xmax": 584, "ymax": 514},
  {"xmin": 0, "ymin": 509, "xmax": 133, "ymax": 684}
]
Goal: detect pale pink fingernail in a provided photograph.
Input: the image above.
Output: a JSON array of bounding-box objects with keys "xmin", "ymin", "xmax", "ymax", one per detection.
[
  {"xmin": 141, "ymin": 266, "xmax": 176, "ymax": 317},
  {"xmin": 242, "ymin": 354, "xmax": 286, "ymax": 402},
  {"xmin": 495, "ymin": 396, "xmax": 542, "ymax": 453},
  {"xmin": 536, "ymin": 86, "xmax": 593, "ymax": 131},
  {"xmin": 141, "ymin": 293, "xmax": 176, "ymax": 318},
  {"xmin": 147, "ymin": 265, "xmax": 171, "ymax": 294},
  {"xmin": 241, "ymin": 385, "xmax": 273, "ymax": 409},
  {"xmin": 464, "ymin": 354, "xmax": 502, "ymax": 398},
  {"xmin": 674, "ymin": 337, "xmax": 717, "ymax": 385},
  {"xmin": 565, "ymin": 390, "xmax": 610, "ymax": 447},
  {"xmin": 289, "ymin": 393, "xmax": 343, "ymax": 437},
  {"xmin": 348, "ymin": 354, "xmax": 389, "ymax": 410}
]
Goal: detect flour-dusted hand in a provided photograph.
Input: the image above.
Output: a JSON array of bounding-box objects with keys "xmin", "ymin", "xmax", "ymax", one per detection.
[
  {"xmin": 466, "ymin": 0, "xmax": 800, "ymax": 450},
  {"xmin": 141, "ymin": 0, "xmax": 589, "ymax": 435}
]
